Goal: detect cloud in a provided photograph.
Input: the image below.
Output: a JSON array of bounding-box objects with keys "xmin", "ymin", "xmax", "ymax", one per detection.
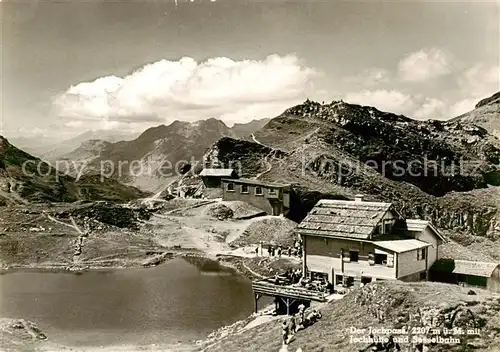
[
  {"xmin": 398, "ymin": 48, "xmax": 452, "ymax": 82},
  {"xmin": 344, "ymin": 90, "xmax": 453, "ymax": 120},
  {"xmin": 52, "ymin": 55, "xmax": 318, "ymax": 128},
  {"xmin": 413, "ymin": 98, "xmax": 447, "ymax": 119},
  {"xmin": 344, "ymin": 89, "xmax": 416, "ymax": 115},
  {"xmin": 457, "ymin": 64, "xmax": 500, "ymax": 98},
  {"xmin": 346, "ymin": 68, "xmax": 390, "ymax": 86},
  {"xmin": 448, "ymin": 98, "xmax": 478, "ymax": 117},
  {"xmin": 444, "ymin": 63, "xmax": 500, "ymax": 117}
]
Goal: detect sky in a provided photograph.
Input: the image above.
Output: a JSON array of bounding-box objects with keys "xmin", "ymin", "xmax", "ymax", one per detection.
[{"xmin": 1, "ymin": 0, "xmax": 499, "ymax": 141}]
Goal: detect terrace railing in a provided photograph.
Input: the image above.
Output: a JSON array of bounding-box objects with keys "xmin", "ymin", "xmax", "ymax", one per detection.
[{"xmin": 252, "ymin": 280, "xmax": 327, "ymax": 302}]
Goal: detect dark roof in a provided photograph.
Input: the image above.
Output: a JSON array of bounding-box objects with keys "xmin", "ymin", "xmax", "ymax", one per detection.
[
  {"xmin": 199, "ymin": 168, "xmax": 237, "ymax": 177},
  {"xmin": 432, "ymin": 259, "xmax": 499, "ymax": 277},
  {"xmin": 221, "ymin": 178, "xmax": 291, "ymax": 188},
  {"xmin": 297, "ymin": 199, "xmax": 393, "ymax": 239}
]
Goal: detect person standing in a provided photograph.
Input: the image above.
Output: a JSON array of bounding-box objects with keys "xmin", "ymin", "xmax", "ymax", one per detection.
[
  {"xmin": 281, "ymin": 319, "xmax": 289, "ymax": 345},
  {"xmin": 268, "ymin": 245, "xmax": 272, "ymax": 257},
  {"xmin": 287, "ymin": 246, "xmax": 292, "ymax": 257},
  {"xmin": 295, "ymin": 304, "xmax": 306, "ymax": 332},
  {"xmin": 278, "ymin": 246, "xmax": 282, "ymax": 257},
  {"xmin": 255, "ymin": 247, "xmax": 259, "ymax": 256}
]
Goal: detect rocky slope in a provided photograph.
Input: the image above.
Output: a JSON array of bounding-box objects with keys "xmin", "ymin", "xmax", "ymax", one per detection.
[
  {"xmin": 204, "ymin": 281, "xmax": 500, "ymax": 352},
  {"xmin": 451, "ymin": 91, "xmax": 500, "ymax": 138},
  {"xmin": 202, "ymin": 98, "xmax": 500, "ymax": 238},
  {"xmin": 0, "ymin": 136, "xmax": 147, "ymax": 205}
]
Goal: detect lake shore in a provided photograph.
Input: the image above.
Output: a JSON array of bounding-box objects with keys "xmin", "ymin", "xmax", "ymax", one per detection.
[
  {"xmin": 0, "ymin": 199, "xmax": 301, "ymax": 351},
  {"xmin": 0, "ymin": 252, "xmax": 300, "ymax": 352}
]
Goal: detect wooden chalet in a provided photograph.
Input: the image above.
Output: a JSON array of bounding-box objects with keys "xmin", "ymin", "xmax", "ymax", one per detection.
[{"xmin": 297, "ymin": 195, "xmax": 445, "ymax": 288}]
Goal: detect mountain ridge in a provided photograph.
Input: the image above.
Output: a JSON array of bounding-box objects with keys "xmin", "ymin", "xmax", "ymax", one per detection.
[{"xmin": 54, "ymin": 117, "xmax": 271, "ymax": 191}]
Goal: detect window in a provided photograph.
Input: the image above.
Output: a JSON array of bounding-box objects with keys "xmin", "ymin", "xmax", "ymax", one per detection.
[
  {"xmin": 375, "ymin": 253, "xmax": 387, "ymax": 265},
  {"xmin": 268, "ymin": 188, "xmax": 277, "ymax": 195},
  {"xmin": 417, "ymin": 248, "xmax": 426, "ymax": 261},
  {"xmin": 335, "ymin": 275, "xmax": 343, "ymax": 286},
  {"xmin": 349, "ymin": 250, "xmax": 359, "ymax": 262},
  {"xmin": 384, "ymin": 222, "xmax": 393, "ymax": 234},
  {"xmin": 241, "ymin": 184, "xmax": 249, "ymax": 193},
  {"xmin": 255, "ymin": 186, "xmax": 263, "ymax": 195},
  {"xmin": 226, "ymin": 183, "xmax": 235, "ymax": 191}
]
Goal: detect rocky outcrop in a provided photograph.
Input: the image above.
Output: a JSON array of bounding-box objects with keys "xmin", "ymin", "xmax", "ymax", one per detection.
[{"xmin": 203, "ymin": 137, "xmax": 286, "ymax": 177}]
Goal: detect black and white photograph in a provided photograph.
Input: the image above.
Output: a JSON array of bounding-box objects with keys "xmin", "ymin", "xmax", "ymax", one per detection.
[{"xmin": 1, "ymin": 0, "xmax": 499, "ymax": 351}]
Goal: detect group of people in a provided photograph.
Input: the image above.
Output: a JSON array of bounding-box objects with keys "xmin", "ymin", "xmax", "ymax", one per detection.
[
  {"xmin": 271, "ymin": 268, "xmax": 302, "ymax": 286},
  {"xmin": 295, "ymin": 276, "xmax": 334, "ymax": 294},
  {"xmin": 281, "ymin": 304, "xmax": 322, "ymax": 345},
  {"xmin": 284, "ymin": 268, "xmax": 302, "ymax": 284},
  {"xmin": 265, "ymin": 245, "xmax": 298, "ymax": 258},
  {"xmin": 259, "ymin": 238, "xmax": 303, "ymax": 258}
]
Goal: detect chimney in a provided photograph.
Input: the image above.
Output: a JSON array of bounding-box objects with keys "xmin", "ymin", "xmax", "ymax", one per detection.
[{"xmin": 354, "ymin": 194, "xmax": 364, "ymax": 202}]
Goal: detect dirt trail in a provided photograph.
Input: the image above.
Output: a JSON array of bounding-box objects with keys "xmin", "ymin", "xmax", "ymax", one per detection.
[
  {"xmin": 45, "ymin": 214, "xmax": 88, "ymax": 263},
  {"xmin": 254, "ymin": 152, "xmax": 273, "ymax": 180},
  {"xmin": 251, "ymin": 133, "xmax": 264, "ymax": 146},
  {"xmin": 283, "ymin": 127, "xmax": 321, "ymax": 150},
  {"xmin": 46, "ymin": 214, "xmax": 80, "ymax": 232}
]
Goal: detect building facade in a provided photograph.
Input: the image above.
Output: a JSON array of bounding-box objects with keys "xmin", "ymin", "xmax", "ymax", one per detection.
[
  {"xmin": 297, "ymin": 196, "xmax": 444, "ymax": 289},
  {"xmin": 221, "ymin": 178, "xmax": 291, "ymax": 216}
]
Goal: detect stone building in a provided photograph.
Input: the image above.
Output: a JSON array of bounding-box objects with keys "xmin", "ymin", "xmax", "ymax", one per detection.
[{"xmin": 221, "ymin": 178, "xmax": 292, "ymax": 216}]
